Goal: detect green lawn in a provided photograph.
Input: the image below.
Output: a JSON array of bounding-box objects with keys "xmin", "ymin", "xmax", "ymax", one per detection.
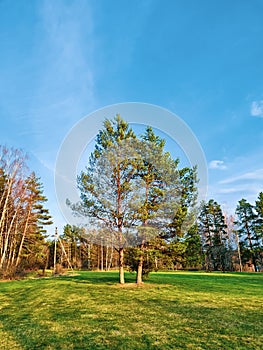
[{"xmin": 0, "ymin": 271, "xmax": 262, "ymax": 349}]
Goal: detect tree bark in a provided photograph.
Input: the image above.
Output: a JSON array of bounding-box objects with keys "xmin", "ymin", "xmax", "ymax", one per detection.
[
  {"xmin": 136, "ymin": 178, "xmax": 149, "ymax": 284},
  {"xmin": 245, "ymin": 221, "xmax": 257, "ymax": 272},
  {"xmin": 136, "ymin": 251, "xmax": 144, "ymax": 284},
  {"xmin": 87, "ymin": 243, "xmax": 91, "ymax": 270},
  {"xmin": 117, "ymin": 165, "xmax": 125, "ymax": 284},
  {"xmin": 108, "ymin": 243, "xmax": 113, "ymax": 271},
  {"xmin": 119, "ymin": 247, "xmax": 125, "ymax": 284},
  {"xmin": 101, "ymin": 239, "xmax": 104, "ymax": 271},
  {"xmin": 236, "ymin": 232, "xmax": 243, "ymax": 272},
  {"xmin": 15, "ymin": 206, "xmax": 31, "ymax": 267},
  {"xmin": 0, "ymin": 206, "xmax": 18, "ymax": 269},
  {"xmin": 105, "ymin": 244, "xmax": 108, "ymax": 271}
]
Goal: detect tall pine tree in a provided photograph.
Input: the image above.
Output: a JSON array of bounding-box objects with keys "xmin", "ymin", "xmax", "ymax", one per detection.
[
  {"xmin": 235, "ymin": 199, "xmax": 257, "ymax": 271},
  {"xmin": 74, "ymin": 115, "xmax": 138, "ymax": 284}
]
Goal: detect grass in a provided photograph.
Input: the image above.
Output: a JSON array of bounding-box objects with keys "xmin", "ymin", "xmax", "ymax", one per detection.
[{"xmin": 0, "ymin": 271, "xmax": 262, "ymax": 349}]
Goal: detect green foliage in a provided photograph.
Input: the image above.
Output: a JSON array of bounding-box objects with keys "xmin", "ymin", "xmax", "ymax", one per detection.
[
  {"xmin": 198, "ymin": 199, "xmax": 229, "ymax": 271},
  {"xmin": 93, "ymin": 114, "xmax": 136, "ymax": 159},
  {"xmin": 183, "ymin": 224, "xmax": 203, "ymax": 269},
  {"xmin": 70, "ymin": 116, "xmax": 263, "ymax": 275},
  {"xmin": 255, "ymin": 192, "xmax": 263, "ymax": 243},
  {"xmin": 125, "ymin": 246, "xmax": 159, "ymax": 279},
  {"xmin": 0, "ymin": 146, "xmax": 52, "ymax": 276},
  {"xmin": 25, "ymin": 172, "xmax": 53, "ymax": 234},
  {"xmin": 235, "ymin": 198, "xmax": 261, "ymax": 271},
  {"xmin": 72, "ymin": 116, "xmax": 198, "ymax": 282},
  {"xmin": 75, "ymin": 115, "xmax": 139, "ymax": 232},
  {"xmin": 163, "ymin": 167, "xmax": 198, "ymax": 240},
  {"xmin": 17, "ymin": 173, "xmax": 52, "ymax": 270}
]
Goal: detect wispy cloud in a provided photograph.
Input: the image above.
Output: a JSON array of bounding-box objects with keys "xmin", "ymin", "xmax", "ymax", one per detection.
[
  {"xmin": 27, "ymin": 0, "xmax": 97, "ymax": 154},
  {"xmin": 41, "ymin": 0, "xmax": 94, "ymax": 86},
  {"xmin": 250, "ymin": 100, "xmax": 263, "ymax": 117},
  {"xmin": 209, "ymin": 160, "xmax": 227, "ymax": 170},
  {"xmin": 35, "ymin": 0, "xmax": 96, "ymax": 120},
  {"xmin": 220, "ymin": 168, "xmax": 263, "ymax": 184},
  {"xmin": 208, "ymin": 177, "xmax": 262, "ymax": 213},
  {"xmin": 217, "ymin": 183, "xmax": 261, "ymax": 194}
]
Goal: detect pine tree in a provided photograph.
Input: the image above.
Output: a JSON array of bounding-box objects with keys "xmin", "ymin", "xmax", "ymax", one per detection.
[
  {"xmin": 255, "ymin": 193, "xmax": 263, "ymax": 269},
  {"xmin": 62, "ymin": 224, "xmax": 85, "ymax": 268},
  {"xmin": 0, "ymin": 145, "xmax": 52, "ymax": 276},
  {"xmin": 134, "ymin": 127, "xmax": 176, "ymax": 283},
  {"xmin": 235, "ymin": 199, "xmax": 257, "ymax": 271},
  {"xmin": 73, "ymin": 115, "xmax": 138, "ymax": 284},
  {"xmin": 198, "ymin": 200, "xmax": 228, "ymax": 271},
  {"xmin": 183, "ymin": 224, "xmax": 202, "ymax": 269},
  {"xmin": 15, "ymin": 172, "xmax": 53, "ymax": 269}
]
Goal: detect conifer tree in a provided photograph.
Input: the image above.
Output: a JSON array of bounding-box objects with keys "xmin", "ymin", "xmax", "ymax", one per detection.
[
  {"xmin": 15, "ymin": 172, "xmax": 52, "ymax": 269},
  {"xmin": 198, "ymin": 200, "xmax": 228, "ymax": 271},
  {"xmin": 235, "ymin": 199, "xmax": 256, "ymax": 270},
  {"xmin": 183, "ymin": 224, "xmax": 202, "ymax": 269},
  {"xmin": 75, "ymin": 115, "xmax": 138, "ymax": 284},
  {"xmin": 255, "ymin": 192, "xmax": 263, "ymax": 245},
  {"xmin": 255, "ymin": 192, "xmax": 263, "ymax": 268},
  {"xmin": 235, "ymin": 198, "xmax": 258, "ymax": 271},
  {"xmin": 0, "ymin": 146, "xmax": 52, "ymax": 276},
  {"xmin": 134, "ymin": 127, "xmax": 178, "ymax": 283}
]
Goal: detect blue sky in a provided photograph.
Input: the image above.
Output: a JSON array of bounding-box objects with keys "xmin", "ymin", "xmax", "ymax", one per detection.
[{"xmin": 1, "ymin": 0, "xmax": 263, "ymax": 234}]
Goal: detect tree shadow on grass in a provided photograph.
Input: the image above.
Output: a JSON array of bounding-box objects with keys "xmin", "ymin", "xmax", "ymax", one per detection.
[
  {"xmin": 1, "ymin": 271, "xmax": 262, "ymax": 350},
  {"xmin": 48, "ymin": 271, "xmax": 263, "ymax": 300},
  {"xmin": 58, "ymin": 271, "xmax": 136, "ymax": 285}
]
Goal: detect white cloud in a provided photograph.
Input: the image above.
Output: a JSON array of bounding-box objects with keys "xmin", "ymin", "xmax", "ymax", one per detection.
[
  {"xmin": 251, "ymin": 100, "xmax": 263, "ymax": 117},
  {"xmin": 217, "ymin": 188, "xmax": 241, "ymax": 194},
  {"xmin": 39, "ymin": 0, "xmax": 95, "ymax": 109},
  {"xmin": 209, "ymin": 160, "xmax": 227, "ymax": 170},
  {"xmin": 217, "ymin": 184, "xmax": 261, "ymax": 194},
  {"xmin": 220, "ymin": 168, "xmax": 263, "ymax": 184}
]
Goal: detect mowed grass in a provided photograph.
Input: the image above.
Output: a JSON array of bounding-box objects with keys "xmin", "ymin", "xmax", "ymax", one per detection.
[{"xmin": 0, "ymin": 271, "xmax": 262, "ymax": 350}]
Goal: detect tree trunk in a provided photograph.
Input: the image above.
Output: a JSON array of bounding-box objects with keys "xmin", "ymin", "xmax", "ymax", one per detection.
[
  {"xmin": 108, "ymin": 243, "xmax": 113, "ymax": 271},
  {"xmin": 236, "ymin": 232, "xmax": 242, "ymax": 272},
  {"xmin": 117, "ymin": 165, "xmax": 125, "ymax": 284},
  {"xmin": 15, "ymin": 207, "xmax": 31, "ymax": 267},
  {"xmin": 0, "ymin": 178, "xmax": 14, "ymax": 241},
  {"xmin": 0, "ymin": 206, "xmax": 18, "ymax": 269},
  {"xmin": 245, "ymin": 222, "xmax": 257, "ymax": 272},
  {"xmin": 136, "ymin": 253, "xmax": 143, "ymax": 284},
  {"xmin": 119, "ymin": 247, "xmax": 125, "ymax": 284},
  {"xmin": 136, "ymin": 238, "xmax": 145, "ymax": 284},
  {"xmin": 105, "ymin": 244, "xmax": 108, "ymax": 271},
  {"xmin": 101, "ymin": 239, "xmax": 104, "ymax": 271},
  {"xmin": 97, "ymin": 245, "xmax": 100, "ymax": 270},
  {"xmin": 136, "ymin": 179, "xmax": 149, "ymax": 284},
  {"xmin": 87, "ymin": 243, "xmax": 91, "ymax": 270}
]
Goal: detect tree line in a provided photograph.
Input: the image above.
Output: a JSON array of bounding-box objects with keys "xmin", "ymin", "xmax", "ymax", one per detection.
[
  {"xmin": 0, "ymin": 146, "xmax": 52, "ymax": 278},
  {"xmin": 68, "ymin": 115, "xmax": 263, "ymax": 283},
  {"xmin": 49, "ymin": 190, "xmax": 263, "ymax": 278},
  {"xmin": 0, "ymin": 116, "xmax": 262, "ymax": 281}
]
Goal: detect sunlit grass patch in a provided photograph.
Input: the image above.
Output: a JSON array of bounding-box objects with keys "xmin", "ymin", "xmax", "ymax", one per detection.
[
  {"xmin": 0, "ymin": 271, "xmax": 262, "ymax": 349},
  {"xmin": 0, "ymin": 323, "xmax": 21, "ymax": 349}
]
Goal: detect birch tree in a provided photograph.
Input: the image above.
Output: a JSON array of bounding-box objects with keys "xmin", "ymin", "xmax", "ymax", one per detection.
[{"xmin": 0, "ymin": 146, "xmax": 52, "ymax": 276}]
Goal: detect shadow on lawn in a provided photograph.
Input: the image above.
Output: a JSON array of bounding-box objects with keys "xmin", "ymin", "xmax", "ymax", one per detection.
[
  {"xmin": 1, "ymin": 271, "xmax": 262, "ymax": 350},
  {"xmin": 56, "ymin": 270, "xmax": 263, "ymax": 297},
  {"xmin": 59, "ymin": 271, "xmax": 136, "ymax": 285}
]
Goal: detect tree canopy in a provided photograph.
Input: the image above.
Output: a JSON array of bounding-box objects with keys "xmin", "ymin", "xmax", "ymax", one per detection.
[{"xmin": 70, "ymin": 115, "xmax": 198, "ymax": 283}]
